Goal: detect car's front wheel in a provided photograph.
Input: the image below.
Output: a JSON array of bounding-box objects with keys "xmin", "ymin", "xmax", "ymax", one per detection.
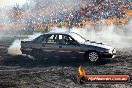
[{"xmin": 86, "ymin": 51, "xmax": 100, "ymax": 62}]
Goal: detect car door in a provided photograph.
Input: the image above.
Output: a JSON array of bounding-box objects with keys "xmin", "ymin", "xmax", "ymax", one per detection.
[
  {"xmin": 41, "ymin": 34, "xmax": 60, "ymax": 59},
  {"xmin": 57, "ymin": 34, "xmax": 83, "ymax": 59}
]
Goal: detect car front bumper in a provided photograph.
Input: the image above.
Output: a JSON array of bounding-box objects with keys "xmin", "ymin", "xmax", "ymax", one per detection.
[{"xmin": 101, "ymin": 52, "xmax": 116, "ymax": 59}]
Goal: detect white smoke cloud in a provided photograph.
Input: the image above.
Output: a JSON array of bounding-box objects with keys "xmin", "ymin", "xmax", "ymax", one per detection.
[
  {"xmin": 0, "ymin": 0, "xmax": 26, "ymax": 7},
  {"xmin": 8, "ymin": 39, "xmax": 22, "ymax": 55},
  {"xmin": 8, "ymin": 32, "xmax": 42, "ymax": 55},
  {"xmin": 50, "ymin": 26, "xmax": 69, "ymax": 32}
]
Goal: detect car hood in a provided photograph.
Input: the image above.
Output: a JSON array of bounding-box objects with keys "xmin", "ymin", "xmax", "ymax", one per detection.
[{"xmin": 83, "ymin": 41, "xmax": 114, "ymax": 50}]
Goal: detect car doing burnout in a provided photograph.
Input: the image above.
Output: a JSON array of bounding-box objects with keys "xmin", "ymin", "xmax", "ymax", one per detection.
[{"xmin": 21, "ymin": 32, "xmax": 116, "ymax": 62}]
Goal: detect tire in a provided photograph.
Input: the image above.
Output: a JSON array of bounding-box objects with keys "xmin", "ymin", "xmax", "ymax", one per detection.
[{"xmin": 86, "ymin": 51, "xmax": 100, "ymax": 62}]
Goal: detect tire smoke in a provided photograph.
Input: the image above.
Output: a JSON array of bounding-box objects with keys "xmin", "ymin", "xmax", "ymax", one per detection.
[
  {"xmin": 8, "ymin": 32, "xmax": 42, "ymax": 55},
  {"xmin": 8, "ymin": 39, "xmax": 22, "ymax": 55}
]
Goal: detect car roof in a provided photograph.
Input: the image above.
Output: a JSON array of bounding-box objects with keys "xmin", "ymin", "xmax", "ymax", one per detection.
[{"xmin": 43, "ymin": 32, "xmax": 78, "ymax": 35}]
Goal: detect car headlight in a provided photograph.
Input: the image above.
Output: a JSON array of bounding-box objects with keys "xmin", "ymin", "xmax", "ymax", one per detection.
[
  {"xmin": 112, "ymin": 49, "xmax": 116, "ymax": 54},
  {"xmin": 108, "ymin": 49, "xmax": 116, "ymax": 54}
]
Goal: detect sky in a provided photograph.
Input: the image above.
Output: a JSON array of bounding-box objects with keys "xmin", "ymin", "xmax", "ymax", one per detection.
[{"xmin": 0, "ymin": 0, "xmax": 27, "ymax": 7}]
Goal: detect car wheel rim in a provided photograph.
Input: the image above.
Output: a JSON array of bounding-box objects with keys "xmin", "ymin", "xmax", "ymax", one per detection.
[{"xmin": 89, "ymin": 52, "xmax": 99, "ymax": 62}]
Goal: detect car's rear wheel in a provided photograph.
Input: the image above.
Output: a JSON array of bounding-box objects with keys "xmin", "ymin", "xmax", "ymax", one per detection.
[{"xmin": 86, "ymin": 51, "xmax": 100, "ymax": 62}]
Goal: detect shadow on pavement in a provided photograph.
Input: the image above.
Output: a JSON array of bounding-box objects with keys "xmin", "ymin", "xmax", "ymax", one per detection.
[{"xmin": 0, "ymin": 55, "xmax": 114, "ymax": 67}]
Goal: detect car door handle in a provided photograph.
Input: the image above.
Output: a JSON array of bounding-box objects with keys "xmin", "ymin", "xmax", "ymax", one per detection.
[{"xmin": 59, "ymin": 46, "xmax": 62, "ymax": 48}]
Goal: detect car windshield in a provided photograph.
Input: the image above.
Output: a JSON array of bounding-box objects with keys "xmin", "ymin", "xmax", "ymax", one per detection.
[{"xmin": 69, "ymin": 33, "xmax": 86, "ymax": 43}]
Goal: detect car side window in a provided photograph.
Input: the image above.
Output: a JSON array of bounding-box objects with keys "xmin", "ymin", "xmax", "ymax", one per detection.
[
  {"xmin": 58, "ymin": 35, "xmax": 65, "ymax": 45},
  {"xmin": 46, "ymin": 34, "xmax": 58, "ymax": 44},
  {"xmin": 58, "ymin": 34, "xmax": 78, "ymax": 45}
]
